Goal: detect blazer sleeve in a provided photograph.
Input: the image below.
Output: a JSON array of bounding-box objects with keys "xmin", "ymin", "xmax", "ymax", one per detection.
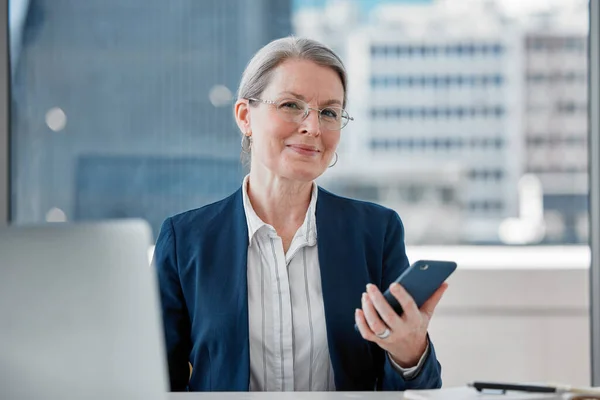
[
  {"xmin": 154, "ymin": 218, "xmax": 192, "ymax": 391},
  {"xmin": 378, "ymin": 211, "xmax": 443, "ymax": 391}
]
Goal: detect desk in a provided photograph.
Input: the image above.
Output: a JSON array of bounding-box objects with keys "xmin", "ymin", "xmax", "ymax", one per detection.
[{"xmin": 166, "ymin": 388, "xmax": 568, "ymax": 400}]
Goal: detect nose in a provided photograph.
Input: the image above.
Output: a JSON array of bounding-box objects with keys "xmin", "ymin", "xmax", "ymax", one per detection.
[{"xmin": 299, "ymin": 109, "xmax": 321, "ymax": 137}]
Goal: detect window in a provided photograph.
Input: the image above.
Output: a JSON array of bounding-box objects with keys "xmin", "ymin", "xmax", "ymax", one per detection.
[
  {"xmin": 342, "ymin": 184, "xmax": 379, "ymax": 202},
  {"xmin": 9, "ymin": 0, "xmax": 291, "ymax": 236},
  {"xmin": 6, "ymin": 0, "xmax": 593, "ymax": 390},
  {"xmin": 370, "ymin": 106, "xmax": 506, "ymax": 119},
  {"xmin": 405, "ymin": 185, "xmax": 424, "ymax": 202},
  {"xmin": 468, "ymin": 200, "xmax": 504, "ymax": 212},
  {"xmin": 492, "ymin": 43, "xmax": 504, "ymax": 54},
  {"xmin": 467, "ymin": 169, "xmax": 505, "ymax": 182},
  {"xmin": 370, "ymin": 74, "xmax": 506, "ymax": 89},
  {"xmin": 9, "ymin": 0, "xmax": 589, "ymax": 248},
  {"xmin": 440, "ymin": 187, "xmax": 455, "ymax": 203}
]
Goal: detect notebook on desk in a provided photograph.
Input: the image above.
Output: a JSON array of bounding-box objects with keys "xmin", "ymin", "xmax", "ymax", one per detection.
[{"xmin": 0, "ymin": 220, "xmax": 168, "ymax": 400}]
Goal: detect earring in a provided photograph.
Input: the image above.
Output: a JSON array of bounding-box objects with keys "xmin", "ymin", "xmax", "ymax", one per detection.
[
  {"xmin": 328, "ymin": 152, "xmax": 338, "ymax": 168},
  {"xmin": 241, "ymin": 134, "xmax": 252, "ymax": 153}
]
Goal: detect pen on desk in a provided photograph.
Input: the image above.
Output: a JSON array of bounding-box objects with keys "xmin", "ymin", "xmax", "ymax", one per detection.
[
  {"xmin": 468, "ymin": 381, "xmax": 600, "ymax": 396},
  {"xmin": 468, "ymin": 381, "xmax": 557, "ymax": 394}
]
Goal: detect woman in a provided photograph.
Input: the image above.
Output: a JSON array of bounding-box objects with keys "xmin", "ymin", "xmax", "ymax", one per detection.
[{"xmin": 154, "ymin": 36, "xmax": 448, "ymax": 392}]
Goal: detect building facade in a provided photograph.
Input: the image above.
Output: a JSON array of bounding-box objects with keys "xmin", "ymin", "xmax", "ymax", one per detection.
[{"xmin": 10, "ymin": 0, "xmax": 292, "ymax": 235}]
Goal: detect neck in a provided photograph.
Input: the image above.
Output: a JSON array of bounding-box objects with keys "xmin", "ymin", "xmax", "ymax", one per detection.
[{"xmin": 246, "ymin": 169, "xmax": 313, "ymax": 231}]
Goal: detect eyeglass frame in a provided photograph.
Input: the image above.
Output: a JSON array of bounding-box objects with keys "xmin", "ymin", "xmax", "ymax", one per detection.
[{"xmin": 246, "ymin": 97, "xmax": 354, "ymax": 130}]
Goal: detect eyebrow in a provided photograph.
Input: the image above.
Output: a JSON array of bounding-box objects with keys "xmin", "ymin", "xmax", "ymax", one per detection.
[{"xmin": 280, "ymin": 91, "xmax": 343, "ymax": 107}]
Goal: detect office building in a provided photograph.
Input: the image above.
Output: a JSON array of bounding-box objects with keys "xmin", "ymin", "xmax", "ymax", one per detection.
[
  {"xmin": 10, "ymin": 0, "xmax": 292, "ymax": 235},
  {"xmin": 521, "ymin": 3, "xmax": 589, "ymax": 243},
  {"xmin": 304, "ymin": 0, "xmax": 523, "ymax": 244}
]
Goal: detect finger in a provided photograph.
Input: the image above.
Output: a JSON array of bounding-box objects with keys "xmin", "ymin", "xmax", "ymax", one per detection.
[
  {"xmin": 421, "ymin": 282, "xmax": 449, "ymax": 319},
  {"xmin": 361, "ymin": 292, "xmax": 390, "ymax": 337},
  {"xmin": 354, "ymin": 308, "xmax": 378, "ymax": 342},
  {"xmin": 366, "ymin": 284, "xmax": 401, "ymax": 328},
  {"xmin": 389, "ymin": 283, "xmax": 421, "ymax": 323}
]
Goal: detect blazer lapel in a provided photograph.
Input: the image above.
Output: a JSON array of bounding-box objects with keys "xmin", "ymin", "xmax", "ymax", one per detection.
[
  {"xmin": 211, "ymin": 188, "xmax": 251, "ymax": 390},
  {"xmin": 316, "ymin": 188, "xmax": 373, "ymax": 390}
]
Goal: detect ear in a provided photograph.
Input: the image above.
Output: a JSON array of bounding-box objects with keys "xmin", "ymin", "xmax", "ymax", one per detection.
[{"xmin": 234, "ymin": 99, "xmax": 252, "ymax": 136}]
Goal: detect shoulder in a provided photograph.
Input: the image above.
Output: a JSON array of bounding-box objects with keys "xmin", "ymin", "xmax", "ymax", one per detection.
[
  {"xmin": 317, "ymin": 187, "xmax": 408, "ymax": 280},
  {"xmin": 154, "ymin": 187, "xmax": 245, "ymax": 274},
  {"xmin": 163, "ymin": 188, "xmax": 242, "ymax": 237}
]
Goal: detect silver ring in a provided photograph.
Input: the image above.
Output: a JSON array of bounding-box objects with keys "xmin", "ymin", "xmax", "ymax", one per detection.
[{"xmin": 375, "ymin": 328, "xmax": 391, "ymax": 339}]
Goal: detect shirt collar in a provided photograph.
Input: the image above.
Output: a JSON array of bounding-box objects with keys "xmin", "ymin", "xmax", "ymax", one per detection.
[{"xmin": 242, "ymin": 175, "xmax": 318, "ymax": 246}]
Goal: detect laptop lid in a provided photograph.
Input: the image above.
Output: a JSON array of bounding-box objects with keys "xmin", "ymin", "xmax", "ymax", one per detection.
[{"xmin": 0, "ymin": 220, "xmax": 168, "ymax": 399}]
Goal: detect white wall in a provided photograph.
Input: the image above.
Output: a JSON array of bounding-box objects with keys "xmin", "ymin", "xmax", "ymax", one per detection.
[{"xmin": 408, "ymin": 246, "xmax": 590, "ymax": 387}]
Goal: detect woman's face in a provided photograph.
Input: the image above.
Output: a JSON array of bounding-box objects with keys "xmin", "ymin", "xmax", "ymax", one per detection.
[{"xmin": 236, "ymin": 59, "xmax": 345, "ymax": 183}]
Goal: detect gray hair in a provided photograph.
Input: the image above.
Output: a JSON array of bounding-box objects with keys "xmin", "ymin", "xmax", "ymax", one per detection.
[
  {"xmin": 237, "ymin": 36, "xmax": 348, "ymax": 168},
  {"xmin": 237, "ymin": 36, "xmax": 348, "ymax": 108}
]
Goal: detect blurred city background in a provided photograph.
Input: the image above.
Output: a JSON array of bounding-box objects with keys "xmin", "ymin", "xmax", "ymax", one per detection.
[
  {"xmin": 8, "ymin": 0, "xmax": 589, "ymax": 246},
  {"xmin": 6, "ymin": 0, "xmax": 594, "ymax": 387}
]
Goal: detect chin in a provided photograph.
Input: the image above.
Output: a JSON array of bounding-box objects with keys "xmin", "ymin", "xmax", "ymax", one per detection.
[{"xmin": 284, "ymin": 164, "xmax": 325, "ymax": 183}]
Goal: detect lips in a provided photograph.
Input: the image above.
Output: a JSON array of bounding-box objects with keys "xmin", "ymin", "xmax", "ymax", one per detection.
[
  {"xmin": 287, "ymin": 144, "xmax": 320, "ymax": 152},
  {"xmin": 286, "ymin": 144, "xmax": 321, "ymax": 156}
]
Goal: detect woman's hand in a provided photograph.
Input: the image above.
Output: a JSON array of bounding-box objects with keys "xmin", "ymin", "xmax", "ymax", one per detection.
[{"xmin": 355, "ymin": 282, "xmax": 448, "ymax": 368}]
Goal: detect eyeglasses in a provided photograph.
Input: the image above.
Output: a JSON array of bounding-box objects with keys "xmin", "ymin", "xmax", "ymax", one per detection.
[{"xmin": 247, "ymin": 98, "xmax": 353, "ymax": 130}]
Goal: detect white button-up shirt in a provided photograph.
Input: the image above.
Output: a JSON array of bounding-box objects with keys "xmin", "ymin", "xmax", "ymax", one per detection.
[
  {"xmin": 244, "ymin": 176, "xmax": 334, "ymax": 391},
  {"xmin": 242, "ymin": 176, "xmax": 426, "ymax": 392}
]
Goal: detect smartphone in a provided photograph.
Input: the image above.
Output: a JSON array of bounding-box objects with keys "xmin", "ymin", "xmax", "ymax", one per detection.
[
  {"xmin": 355, "ymin": 260, "xmax": 456, "ymax": 331},
  {"xmin": 382, "ymin": 260, "xmax": 456, "ymax": 316}
]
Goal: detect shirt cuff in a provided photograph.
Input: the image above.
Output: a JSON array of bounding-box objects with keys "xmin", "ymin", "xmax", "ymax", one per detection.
[{"xmin": 387, "ymin": 339, "xmax": 430, "ymax": 380}]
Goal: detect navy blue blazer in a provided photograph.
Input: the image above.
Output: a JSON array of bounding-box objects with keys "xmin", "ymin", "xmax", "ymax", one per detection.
[{"xmin": 154, "ymin": 186, "xmax": 442, "ymax": 391}]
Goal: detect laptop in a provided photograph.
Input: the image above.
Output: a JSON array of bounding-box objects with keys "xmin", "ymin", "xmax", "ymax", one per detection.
[{"xmin": 0, "ymin": 220, "xmax": 168, "ymax": 399}]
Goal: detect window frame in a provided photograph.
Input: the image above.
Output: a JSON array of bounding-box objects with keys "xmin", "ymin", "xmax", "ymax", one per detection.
[
  {"xmin": 589, "ymin": 0, "xmax": 600, "ymax": 386},
  {"xmin": 0, "ymin": 0, "xmax": 9, "ymax": 227}
]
